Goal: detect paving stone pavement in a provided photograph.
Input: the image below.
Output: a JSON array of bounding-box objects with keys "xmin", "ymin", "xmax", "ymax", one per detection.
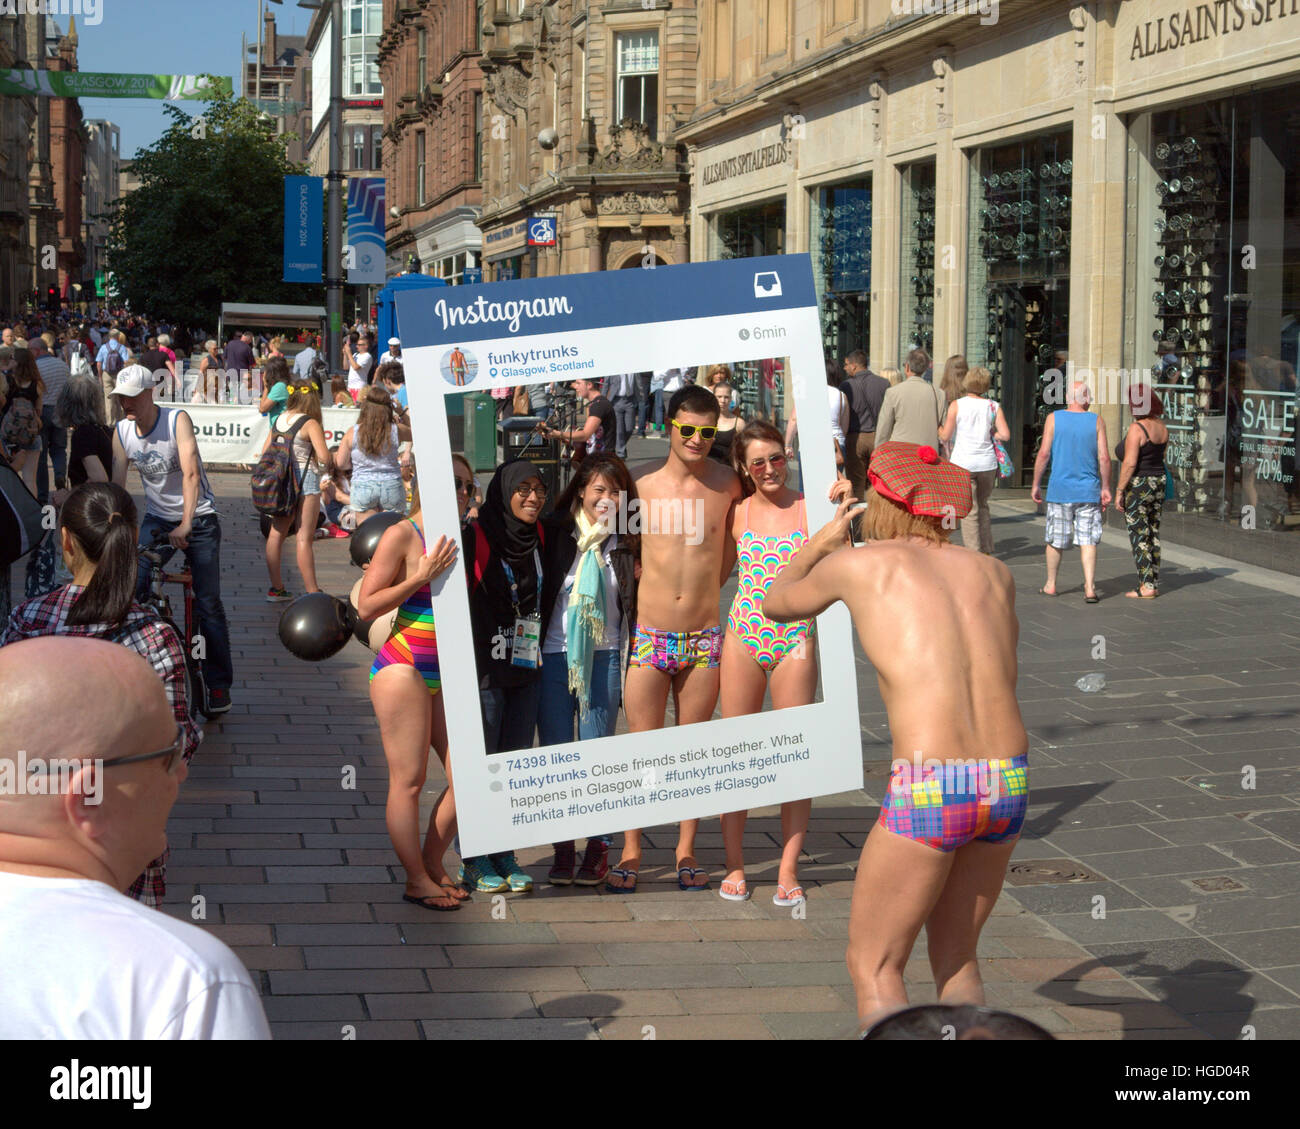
[{"xmin": 22, "ymin": 457, "xmax": 1295, "ymax": 1040}]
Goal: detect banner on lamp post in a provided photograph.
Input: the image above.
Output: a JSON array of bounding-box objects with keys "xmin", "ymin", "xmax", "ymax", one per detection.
[
  {"xmin": 346, "ymin": 177, "xmax": 386, "ymax": 285},
  {"xmin": 0, "ymin": 70, "xmax": 231, "ymax": 100},
  {"xmin": 283, "ymin": 176, "xmax": 323, "ymax": 283}
]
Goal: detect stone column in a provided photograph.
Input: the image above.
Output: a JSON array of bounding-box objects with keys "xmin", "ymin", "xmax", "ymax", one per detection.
[
  {"xmin": 585, "ymin": 227, "xmax": 602, "ymax": 272},
  {"xmin": 671, "ymin": 224, "xmax": 688, "ymax": 265}
]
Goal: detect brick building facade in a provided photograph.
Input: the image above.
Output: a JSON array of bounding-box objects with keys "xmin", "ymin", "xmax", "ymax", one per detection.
[
  {"xmin": 378, "ymin": 0, "xmax": 484, "ymax": 283},
  {"xmin": 476, "ymin": 0, "xmax": 697, "ymax": 281},
  {"xmin": 47, "ymin": 17, "xmax": 84, "ymax": 306}
]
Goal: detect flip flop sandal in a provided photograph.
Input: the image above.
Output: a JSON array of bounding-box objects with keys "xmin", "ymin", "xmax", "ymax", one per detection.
[
  {"xmin": 1038, "ymin": 587, "xmax": 1057, "ymax": 597},
  {"xmin": 439, "ymin": 883, "xmax": 471, "ymax": 901},
  {"xmin": 719, "ymin": 878, "xmax": 750, "ymax": 902},
  {"xmin": 402, "ymin": 892, "xmax": 460, "ymax": 913},
  {"xmin": 1084, "ymin": 593, "xmax": 1100, "ymax": 604},
  {"xmin": 604, "ymin": 866, "xmax": 639, "ymax": 894},
  {"xmin": 677, "ymin": 866, "xmax": 711, "ymax": 891},
  {"xmin": 773, "ymin": 884, "xmax": 806, "ymax": 907},
  {"xmin": 1124, "ymin": 588, "xmax": 1159, "ymax": 599}
]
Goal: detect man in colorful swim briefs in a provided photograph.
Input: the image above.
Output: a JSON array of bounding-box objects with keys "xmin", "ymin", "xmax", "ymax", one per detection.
[
  {"xmin": 606, "ymin": 384, "xmax": 742, "ymax": 892},
  {"xmin": 765, "ymin": 441, "xmax": 1030, "ymax": 1030}
]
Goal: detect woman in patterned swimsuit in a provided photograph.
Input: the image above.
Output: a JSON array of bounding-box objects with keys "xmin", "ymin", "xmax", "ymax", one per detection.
[
  {"xmin": 358, "ymin": 471, "xmax": 464, "ymax": 912},
  {"xmin": 719, "ymin": 420, "xmax": 817, "ymax": 907}
]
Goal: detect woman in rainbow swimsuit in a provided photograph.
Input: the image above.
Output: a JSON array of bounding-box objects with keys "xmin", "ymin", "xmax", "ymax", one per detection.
[
  {"xmin": 718, "ymin": 420, "xmax": 817, "ymax": 906},
  {"xmin": 357, "ymin": 466, "xmax": 466, "ymax": 912}
]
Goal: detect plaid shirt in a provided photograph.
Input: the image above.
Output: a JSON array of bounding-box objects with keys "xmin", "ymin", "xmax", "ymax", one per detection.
[{"xmin": 1, "ymin": 585, "xmax": 203, "ymax": 910}]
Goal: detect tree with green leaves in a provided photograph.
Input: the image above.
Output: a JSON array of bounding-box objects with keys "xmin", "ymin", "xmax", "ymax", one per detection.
[{"xmin": 105, "ymin": 87, "xmax": 319, "ymax": 327}]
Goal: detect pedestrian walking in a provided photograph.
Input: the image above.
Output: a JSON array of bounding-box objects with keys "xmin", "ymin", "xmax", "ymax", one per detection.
[
  {"xmin": 1114, "ymin": 383, "xmax": 1169, "ymax": 599},
  {"xmin": 939, "ymin": 366, "xmax": 1009, "ymax": 555},
  {"xmin": 337, "ymin": 386, "xmax": 412, "ymax": 523},
  {"xmin": 875, "ymin": 349, "xmax": 947, "ymax": 449},
  {"xmin": 1031, "ymin": 380, "xmax": 1112, "ymax": 602},
  {"xmin": 719, "ymin": 421, "xmax": 816, "ymax": 907},
  {"xmin": 538, "ymin": 454, "xmax": 639, "ymax": 887},
  {"xmin": 608, "ymin": 372, "xmax": 638, "ymax": 459}
]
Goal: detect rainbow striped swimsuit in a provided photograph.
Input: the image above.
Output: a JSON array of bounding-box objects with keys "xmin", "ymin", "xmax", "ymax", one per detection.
[
  {"xmin": 369, "ymin": 520, "xmax": 440, "ymax": 694},
  {"xmin": 726, "ymin": 496, "xmax": 814, "ymax": 672}
]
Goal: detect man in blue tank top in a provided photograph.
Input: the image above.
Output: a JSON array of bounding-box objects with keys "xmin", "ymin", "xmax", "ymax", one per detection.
[
  {"xmin": 110, "ymin": 365, "xmax": 234, "ymax": 714},
  {"xmin": 1031, "ymin": 379, "xmax": 1112, "ymax": 603}
]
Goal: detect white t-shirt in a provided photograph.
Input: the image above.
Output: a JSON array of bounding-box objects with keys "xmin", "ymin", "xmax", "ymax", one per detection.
[
  {"xmin": 542, "ymin": 534, "xmax": 623, "ymax": 654},
  {"xmin": 378, "ymin": 350, "xmax": 400, "ymax": 366},
  {"xmin": 348, "ymin": 351, "xmax": 374, "ymax": 391},
  {"xmin": 0, "ymin": 871, "xmax": 270, "ymax": 1039},
  {"xmin": 827, "ymin": 386, "xmax": 848, "ymax": 448}
]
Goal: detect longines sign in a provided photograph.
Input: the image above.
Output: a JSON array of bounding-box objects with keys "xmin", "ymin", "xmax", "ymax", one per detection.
[
  {"xmin": 1129, "ymin": 0, "xmax": 1300, "ymax": 60},
  {"xmin": 701, "ymin": 141, "xmax": 791, "ymax": 186}
]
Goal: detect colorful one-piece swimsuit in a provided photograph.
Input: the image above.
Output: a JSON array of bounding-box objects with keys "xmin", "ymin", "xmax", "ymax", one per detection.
[
  {"xmin": 726, "ymin": 496, "xmax": 814, "ymax": 672},
  {"xmin": 369, "ymin": 519, "xmax": 440, "ymax": 694}
]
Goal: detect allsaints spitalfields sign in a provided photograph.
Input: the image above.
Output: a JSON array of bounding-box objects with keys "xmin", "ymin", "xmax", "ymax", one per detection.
[{"xmin": 1129, "ymin": 0, "xmax": 1300, "ymax": 60}]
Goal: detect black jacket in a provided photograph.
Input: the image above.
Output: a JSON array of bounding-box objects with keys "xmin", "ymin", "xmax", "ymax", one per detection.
[
  {"xmin": 538, "ymin": 510, "xmax": 637, "ymax": 653},
  {"xmin": 466, "ymin": 518, "xmax": 545, "ymax": 689}
]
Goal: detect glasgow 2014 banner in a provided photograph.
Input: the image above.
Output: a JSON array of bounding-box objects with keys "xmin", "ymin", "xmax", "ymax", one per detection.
[
  {"xmin": 346, "ymin": 177, "xmax": 385, "ymax": 286},
  {"xmin": 283, "ymin": 176, "xmax": 323, "ymax": 283},
  {"xmin": 0, "ymin": 70, "xmax": 231, "ymax": 100}
]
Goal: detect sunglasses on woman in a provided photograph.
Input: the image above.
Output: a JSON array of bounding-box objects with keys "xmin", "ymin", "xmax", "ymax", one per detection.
[
  {"xmin": 455, "ymin": 477, "xmax": 475, "ymax": 494},
  {"xmin": 671, "ymin": 420, "xmax": 717, "ymax": 441},
  {"xmin": 748, "ymin": 454, "xmax": 787, "ymax": 471}
]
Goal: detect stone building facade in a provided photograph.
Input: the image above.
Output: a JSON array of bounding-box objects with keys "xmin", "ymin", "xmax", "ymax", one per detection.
[
  {"xmin": 376, "ymin": 0, "xmax": 483, "ymax": 283},
  {"xmin": 305, "ymin": 0, "xmax": 385, "ymax": 187},
  {"xmin": 475, "ymin": 0, "xmax": 698, "ymax": 281},
  {"xmin": 82, "ymin": 119, "xmax": 119, "ymax": 302},
  {"xmin": 682, "ymin": 0, "xmax": 1300, "ymax": 573},
  {"xmin": 46, "ymin": 17, "xmax": 84, "ymax": 307},
  {"xmin": 0, "ymin": 6, "xmax": 40, "ymax": 314}
]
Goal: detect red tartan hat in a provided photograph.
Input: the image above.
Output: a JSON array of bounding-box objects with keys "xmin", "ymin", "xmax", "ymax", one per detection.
[{"xmin": 868, "ymin": 442, "xmax": 972, "ymax": 519}]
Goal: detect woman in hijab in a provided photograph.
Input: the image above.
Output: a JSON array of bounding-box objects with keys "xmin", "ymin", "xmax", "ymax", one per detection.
[{"xmin": 458, "ymin": 458, "xmax": 548, "ymax": 894}]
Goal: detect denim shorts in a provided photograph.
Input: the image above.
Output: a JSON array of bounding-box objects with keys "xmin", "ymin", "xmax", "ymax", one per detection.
[
  {"xmin": 349, "ymin": 477, "xmax": 405, "ymax": 513},
  {"xmin": 300, "ymin": 467, "xmax": 321, "ymax": 497}
]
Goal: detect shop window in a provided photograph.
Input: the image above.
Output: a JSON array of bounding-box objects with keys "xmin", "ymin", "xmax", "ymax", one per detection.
[
  {"xmin": 616, "ymin": 31, "xmax": 658, "ymax": 136},
  {"xmin": 810, "ymin": 180, "xmax": 870, "ymax": 365},
  {"xmin": 965, "ymin": 132, "xmax": 1072, "ymax": 486},
  {"xmin": 710, "ymin": 200, "xmax": 786, "ymax": 261},
  {"xmin": 1128, "ymin": 94, "xmax": 1300, "ymax": 537},
  {"xmin": 899, "ymin": 162, "xmax": 936, "ymax": 360}
]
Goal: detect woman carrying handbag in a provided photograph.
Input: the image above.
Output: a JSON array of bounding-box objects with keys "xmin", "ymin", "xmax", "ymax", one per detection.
[{"xmin": 939, "ymin": 366, "xmax": 1011, "ymax": 554}]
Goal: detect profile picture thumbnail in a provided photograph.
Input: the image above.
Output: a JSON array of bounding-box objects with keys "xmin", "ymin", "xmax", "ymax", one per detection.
[{"xmin": 440, "ymin": 346, "xmax": 478, "ymax": 387}]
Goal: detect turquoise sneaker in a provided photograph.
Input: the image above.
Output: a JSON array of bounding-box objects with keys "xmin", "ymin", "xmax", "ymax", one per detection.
[
  {"xmin": 490, "ymin": 852, "xmax": 533, "ymax": 893},
  {"xmin": 459, "ymin": 855, "xmax": 508, "ymax": 893}
]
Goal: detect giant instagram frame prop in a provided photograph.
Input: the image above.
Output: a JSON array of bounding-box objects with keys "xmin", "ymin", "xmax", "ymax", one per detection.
[{"xmin": 396, "ymin": 255, "xmax": 864, "ymax": 855}]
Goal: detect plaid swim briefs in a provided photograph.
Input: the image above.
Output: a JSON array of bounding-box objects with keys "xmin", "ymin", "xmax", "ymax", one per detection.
[
  {"xmin": 1045, "ymin": 502, "xmax": 1103, "ymax": 548},
  {"xmin": 630, "ymin": 623, "xmax": 723, "ymax": 675},
  {"xmin": 878, "ymin": 755, "xmax": 1029, "ymax": 852}
]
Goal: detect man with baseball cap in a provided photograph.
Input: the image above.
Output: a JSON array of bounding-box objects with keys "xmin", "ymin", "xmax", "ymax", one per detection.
[
  {"xmin": 378, "ymin": 336, "xmax": 402, "ymax": 365},
  {"xmin": 109, "ymin": 364, "xmax": 234, "ymax": 714},
  {"xmin": 765, "ymin": 442, "xmax": 1029, "ymax": 1031}
]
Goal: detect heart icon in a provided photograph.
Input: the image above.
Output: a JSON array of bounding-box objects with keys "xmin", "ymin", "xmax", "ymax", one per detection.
[{"xmin": 488, "ymin": 762, "xmax": 500, "ymax": 774}]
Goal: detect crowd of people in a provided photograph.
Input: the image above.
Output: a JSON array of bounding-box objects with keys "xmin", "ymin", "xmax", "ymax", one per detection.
[{"xmin": 1, "ymin": 308, "xmax": 1188, "ymax": 1040}]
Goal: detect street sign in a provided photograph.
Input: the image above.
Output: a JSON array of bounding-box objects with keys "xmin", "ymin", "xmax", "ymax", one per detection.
[
  {"xmin": 463, "ymin": 267, "xmax": 482, "ymax": 285},
  {"xmin": 527, "ymin": 215, "xmax": 557, "ymax": 246}
]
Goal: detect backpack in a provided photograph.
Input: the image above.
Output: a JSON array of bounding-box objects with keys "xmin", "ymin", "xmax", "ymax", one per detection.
[
  {"xmin": 250, "ymin": 415, "xmax": 309, "ymax": 517},
  {"xmin": 0, "ymin": 461, "xmax": 44, "ymax": 568},
  {"xmin": 1, "ymin": 393, "xmax": 41, "ymax": 452},
  {"xmin": 68, "ymin": 341, "xmax": 92, "ymax": 379},
  {"xmin": 103, "ymin": 343, "xmax": 125, "ymax": 377}
]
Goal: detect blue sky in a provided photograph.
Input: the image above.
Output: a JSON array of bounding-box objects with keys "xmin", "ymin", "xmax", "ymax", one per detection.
[{"xmin": 70, "ymin": 0, "xmax": 315, "ymax": 161}]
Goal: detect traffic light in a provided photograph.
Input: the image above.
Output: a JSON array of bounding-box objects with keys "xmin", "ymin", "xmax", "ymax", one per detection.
[{"xmin": 46, "ymin": 285, "xmax": 57, "ymax": 308}]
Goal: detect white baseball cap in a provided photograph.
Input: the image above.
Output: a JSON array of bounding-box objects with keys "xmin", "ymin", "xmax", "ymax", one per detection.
[
  {"xmin": 388, "ymin": 336, "xmax": 400, "ymax": 347},
  {"xmin": 108, "ymin": 364, "xmax": 153, "ymax": 398}
]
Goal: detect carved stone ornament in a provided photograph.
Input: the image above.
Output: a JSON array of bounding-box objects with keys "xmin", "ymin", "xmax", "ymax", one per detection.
[
  {"xmin": 1069, "ymin": 6, "xmax": 1088, "ymax": 88},
  {"xmin": 591, "ymin": 121, "xmax": 674, "ymax": 172},
  {"xmin": 932, "ymin": 53, "xmax": 951, "ymax": 130},
  {"xmin": 596, "ymin": 192, "xmax": 672, "ymax": 216},
  {"xmin": 483, "ymin": 62, "xmax": 529, "ymax": 116},
  {"xmin": 867, "ymin": 77, "xmax": 885, "ymax": 146}
]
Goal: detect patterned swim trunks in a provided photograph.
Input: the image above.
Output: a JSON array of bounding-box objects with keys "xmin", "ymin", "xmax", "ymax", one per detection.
[
  {"xmin": 630, "ymin": 623, "xmax": 724, "ymax": 675},
  {"xmin": 878, "ymin": 755, "xmax": 1029, "ymax": 852}
]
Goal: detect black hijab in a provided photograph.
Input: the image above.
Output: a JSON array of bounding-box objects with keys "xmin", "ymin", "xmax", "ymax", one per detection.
[{"xmin": 478, "ymin": 459, "xmax": 542, "ymax": 566}]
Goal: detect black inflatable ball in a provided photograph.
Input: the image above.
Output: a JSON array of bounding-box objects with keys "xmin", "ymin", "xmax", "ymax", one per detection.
[
  {"xmin": 350, "ymin": 510, "xmax": 405, "ymax": 569},
  {"xmin": 277, "ymin": 593, "xmax": 353, "ymax": 662},
  {"xmin": 259, "ymin": 512, "xmax": 300, "ymax": 538}
]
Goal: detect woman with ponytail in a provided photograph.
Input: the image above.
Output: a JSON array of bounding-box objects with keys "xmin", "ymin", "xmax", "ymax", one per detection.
[{"xmin": 1, "ymin": 481, "xmax": 201, "ymax": 908}]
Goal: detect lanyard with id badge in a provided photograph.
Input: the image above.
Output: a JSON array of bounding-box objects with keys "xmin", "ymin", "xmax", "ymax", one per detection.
[{"xmin": 500, "ymin": 550, "xmax": 543, "ymax": 669}]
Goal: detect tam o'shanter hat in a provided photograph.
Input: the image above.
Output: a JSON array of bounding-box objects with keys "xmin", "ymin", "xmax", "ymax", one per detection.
[{"xmin": 868, "ymin": 442, "xmax": 972, "ymax": 519}]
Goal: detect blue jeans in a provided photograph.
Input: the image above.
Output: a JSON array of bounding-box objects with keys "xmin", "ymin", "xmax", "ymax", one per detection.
[
  {"xmin": 479, "ymin": 680, "xmax": 541, "ymax": 755},
  {"xmin": 635, "ymin": 374, "xmax": 652, "ymax": 435},
  {"xmin": 612, "ymin": 396, "xmax": 636, "ymax": 459},
  {"xmin": 135, "ymin": 512, "xmax": 234, "ymax": 692},
  {"xmin": 538, "ymin": 649, "xmax": 619, "ymax": 849},
  {"xmin": 652, "ymin": 389, "xmax": 665, "ymax": 428},
  {"xmin": 38, "ymin": 403, "xmax": 67, "ymax": 496}
]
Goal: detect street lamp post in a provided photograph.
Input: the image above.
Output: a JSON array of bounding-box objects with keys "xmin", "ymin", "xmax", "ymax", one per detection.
[{"xmin": 299, "ymin": 0, "xmax": 342, "ymax": 373}]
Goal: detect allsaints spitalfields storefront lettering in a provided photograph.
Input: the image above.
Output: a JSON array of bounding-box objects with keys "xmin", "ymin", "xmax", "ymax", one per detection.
[
  {"xmin": 1131, "ymin": 0, "xmax": 1300, "ymax": 60},
  {"xmin": 701, "ymin": 142, "xmax": 791, "ymax": 186}
]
